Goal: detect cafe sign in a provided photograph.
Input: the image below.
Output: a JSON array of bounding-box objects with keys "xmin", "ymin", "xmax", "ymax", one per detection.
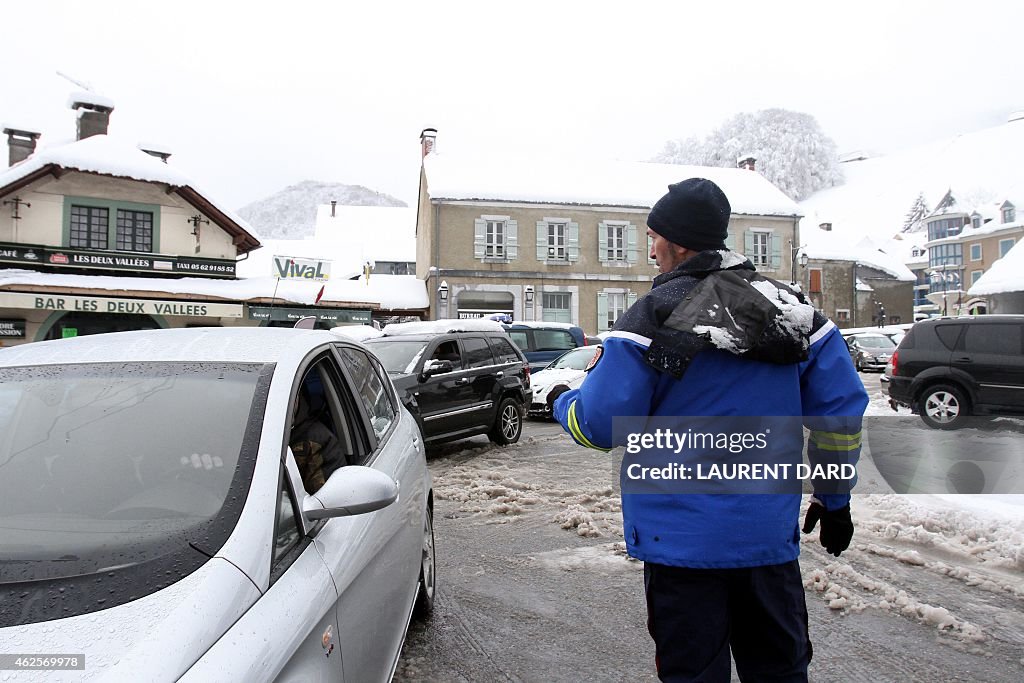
[
  {"xmin": 0, "ymin": 319, "xmax": 25, "ymax": 338},
  {"xmin": 0, "ymin": 242, "xmax": 237, "ymax": 278},
  {"xmin": 0, "ymin": 292, "xmax": 244, "ymax": 318},
  {"xmin": 248, "ymin": 306, "xmax": 370, "ymax": 324}
]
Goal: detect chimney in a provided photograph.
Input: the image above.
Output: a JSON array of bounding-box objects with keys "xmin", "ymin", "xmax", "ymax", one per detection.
[
  {"xmin": 737, "ymin": 155, "xmax": 756, "ymax": 172},
  {"xmin": 67, "ymin": 91, "xmax": 115, "ymax": 140},
  {"xmin": 3, "ymin": 127, "xmax": 41, "ymax": 167},
  {"xmin": 819, "ymin": 222, "xmax": 832, "ymax": 232},
  {"xmin": 138, "ymin": 142, "xmax": 172, "ymax": 163},
  {"xmin": 420, "ymin": 128, "xmax": 437, "ymax": 158},
  {"xmin": 331, "ymin": 200, "xmax": 337, "ymax": 217}
]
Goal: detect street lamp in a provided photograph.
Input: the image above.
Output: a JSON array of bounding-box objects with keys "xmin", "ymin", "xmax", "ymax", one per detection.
[
  {"xmin": 438, "ymin": 280, "xmax": 449, "ymax": 302},
  {"xmin": 524, "ymin": 285, "xmax": 535, "ymax": 304},
  {"xmin": 789, "ymin": 240, "xmax": 808, "ymax": 286}
]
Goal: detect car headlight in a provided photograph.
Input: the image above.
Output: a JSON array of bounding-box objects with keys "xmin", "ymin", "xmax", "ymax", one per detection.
[{"xmin": 859, "ymin": 351, "xmax": 871, "ymax": 359}]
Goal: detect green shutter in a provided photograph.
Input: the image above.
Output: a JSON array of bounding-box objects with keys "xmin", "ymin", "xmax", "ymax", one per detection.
[
  {"xmin": 770, "ymin": 233, "xmax": 782, "ymax": 269},
  {"xmin": 506, "ymin": 219, "xmax": 518, "ymax": 260},
  {"xmin": 648, "ymin": 235, "xmax": 656, "ymax": 265},
  {"xmin": 626, "ymin": 223, "xmax": 639, "ymax": 263},
  {"xmin": 598, "ymin": 222, "xmax": 608, "ymax": 263},
  {"xmin": 627, "ymin": 291, "xmax": 638, "ymax": 308},
  {"xmin": 597, "ymin": 292, "xmax": 609, "ymax": 332},
  {"xmin": 744, "ymin": 231, "xmax": 755, "ymax": 256},
  {"xmin": 725, "ymin": 231, "xmax": 735, "ymax": 250},
  {"xmin": 474, "ymin": 218, "xmax": 486, "ymax": 258},
  {"xmin": 567, "ymin": 222, "xmax": 580, "ymax": 262},
  {"xmin": 536, "ymin": 221, "xmax": 548, "ymax": 261}
]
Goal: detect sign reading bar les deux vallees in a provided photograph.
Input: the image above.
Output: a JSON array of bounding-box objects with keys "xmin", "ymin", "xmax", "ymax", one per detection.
[{"xmin": 0, "ymin": 243, "xmax": 236, "ymax": 278}]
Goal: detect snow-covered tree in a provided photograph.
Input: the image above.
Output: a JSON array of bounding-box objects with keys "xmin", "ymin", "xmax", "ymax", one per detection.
[
  {"xmin": 653, "ymin": 109, "xmax": 844, "ymax": 201},
  {"xmin": 901, "ymin": 192, "xmax": 931, "ymax": 233}
]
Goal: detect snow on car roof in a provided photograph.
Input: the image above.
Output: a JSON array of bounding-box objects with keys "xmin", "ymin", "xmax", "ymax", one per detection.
[
  {"xmin": 0, "ymin": 327, "xmax": 341, "ymax": 367},
  {"xmin": 381, "ymin": 318, "xmax": 505, "ymax": 337},
  {"xmin": 504, "ymin": 321, "xmax": 580, "ymax": 330},
  {"xmin": 330, "ymin": 324, "xmax": 384, "ymax": 342}
]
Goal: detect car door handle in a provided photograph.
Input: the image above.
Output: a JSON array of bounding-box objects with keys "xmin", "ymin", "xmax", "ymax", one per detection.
[
  {"xmin": 495, "ymin": 371, "xmax": 504, "ymax": 378},
  {"xmin": 953, "ymin": 356, "xmax": 973, "ymax": 363},
  {"xmin": 455, "ymin": 377, "xmax": 471, "ymax": 385}
]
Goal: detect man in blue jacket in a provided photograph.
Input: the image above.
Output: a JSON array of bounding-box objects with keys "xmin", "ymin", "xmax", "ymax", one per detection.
[{"xmin": 553, "ymin": 178, "xmax": 867, "ymax": 682}]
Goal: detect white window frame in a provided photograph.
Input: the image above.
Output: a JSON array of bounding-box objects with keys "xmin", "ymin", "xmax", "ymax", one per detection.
[
  {"xmin": 547, "ymin": 222, "xmax": 567, "ymax": 261},
  {"xmin": 999, "ymin": 238, "xmax": 1015, "ymax": 258},
  {"xmin": 969, "ymin": 243, "xmax": 982, "ymax": 261},
  {"xmin": 750, "ymin": 229, "xmax": 771, "ymax": 268},
  {"xmin": 835, "ymin": 308, "xmax": 850, "ymax": 322},
  {"xmin": 605, "ymin": 222, "xmax": 627, "ymax": 262},
  {"xmin": 485, "ymin": 219, "xmax": 505, "ymax": 258},
  {"xmin": 970, "ymin": 270, "xmax": 984, "ymax": 285}
]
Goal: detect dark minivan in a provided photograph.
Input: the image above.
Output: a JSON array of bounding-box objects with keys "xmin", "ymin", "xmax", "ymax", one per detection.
[
  {"xmin": 502, "ymin": 323, "xmax": 588, "ymax": 371},
  {"xmin": 884, "ymin": 315, "xmax": 1024, "ymax": 428},
  {"xmin": 364, "ymin": 326, "xmax": 530, "ymax": 446}
]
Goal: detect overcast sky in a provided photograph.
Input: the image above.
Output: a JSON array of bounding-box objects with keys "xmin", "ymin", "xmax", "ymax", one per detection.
[{"xmin": 2, "ymin": 1, "xmax": 1019, "ymax": 211}]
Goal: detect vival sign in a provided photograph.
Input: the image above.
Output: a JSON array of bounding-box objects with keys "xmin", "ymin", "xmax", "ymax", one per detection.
[{"xmin": 273, "ymin": 255, "xmax": 331, "ymax": 281}]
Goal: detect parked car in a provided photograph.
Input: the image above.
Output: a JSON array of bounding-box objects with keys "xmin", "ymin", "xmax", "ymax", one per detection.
[
  {"xmin": 845, "ymin": 332, "xmax": 897, "ymax": 372},
  {"xmin": 884, "ymin": 315, "xmax": 1024, "ymax": 429},
  {"xmin": 364, "ymin": 320, "xmax": 530, "ymax": 447},
  {"xmin": 527, "ymin": 345, "xmax": 601, "ymax": 418},
  {"xmin": 502, "ymin": 322, "xmax": 588, "ymax": 371},
  {"xmin": 0, "ymin": 327, "xmax": 434, "ymax": 681}
]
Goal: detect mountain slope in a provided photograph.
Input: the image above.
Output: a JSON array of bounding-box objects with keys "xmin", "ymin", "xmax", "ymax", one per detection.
[{"xmin": 238, "ymin": 180, "xmax": 407, "ymax": 240}]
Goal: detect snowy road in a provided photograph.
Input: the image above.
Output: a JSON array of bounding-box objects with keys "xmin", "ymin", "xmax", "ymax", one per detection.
[{"xmin": 395, "ymin": 373, "xmax": 1024, "ymax": 682}]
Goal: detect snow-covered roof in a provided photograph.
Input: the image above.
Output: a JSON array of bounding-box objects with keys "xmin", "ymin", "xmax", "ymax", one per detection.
[
  {"xmin": 803, "ymin": 234, "xmax": 916, "ymax": 281},
  {"xmin": 239, "ymin": 238, "xmax": 364, "ymax": 280},
  {"xmin": 799, "ymin": 118, "xmax": 1024, "ymax": 245},
  {"xmin": 424, "ymin": 153, "xmax": 801, "ymax": 217},
  {"xmin": 956, "ymin": 218, "xmax": 1023, "ymax": 241},
  {"xmin": 0, "ymin": 268, "xmax": 428, "ymax": 311},
  {"xmin": 381, "ymin": 318, "xmax": 504, "ymax": 337},
  {"xmin": 0, "ymin": 135, "xmax": 261, "ymax": 252},
  {"xmin": 66, "ymin": 90, "xmax": 115, "ymax": 111},
  {"xmin": 313, "ymin": 205, "xmax": 416, "ymax": 262},
  {"xmin": 968, "ymin": 239, "xmax": 1024, "ymax": 296}
]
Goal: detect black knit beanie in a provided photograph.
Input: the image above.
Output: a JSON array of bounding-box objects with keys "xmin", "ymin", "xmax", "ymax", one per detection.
[{"xmin": 646, "ymin": 178, "xmax": 732, "ymax": 251}]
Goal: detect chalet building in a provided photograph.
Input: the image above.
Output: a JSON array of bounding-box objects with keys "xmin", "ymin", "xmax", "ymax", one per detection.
[
  {"xmin": 414, "ymin": 129, "xmax": 802, "ymax": 333},
  {"xmin": 0, "ymin": 96, "xmax": 425, "ymax": 346}
]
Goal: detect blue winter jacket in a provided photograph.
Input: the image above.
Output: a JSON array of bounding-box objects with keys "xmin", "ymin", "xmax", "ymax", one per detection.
[{"xmin": 554, "ymin": 253, "xmax": 868, "ymax": 568}]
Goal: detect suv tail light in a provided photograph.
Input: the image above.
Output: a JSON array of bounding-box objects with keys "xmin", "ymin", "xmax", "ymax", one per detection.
[
  {"xmin": 890, "ymin": 349, "xmax": 899, "ymax": 376},
  {"xmin": 523, "ymin": 364, "xmax": 531, "ymax": 388}
]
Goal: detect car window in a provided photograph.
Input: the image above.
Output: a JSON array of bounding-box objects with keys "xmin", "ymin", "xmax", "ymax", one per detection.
[
  {"xmin": 337, "ymin": 347, "xmax": 396, "ymax": 443},
  {"xmin": 429, "ymin": 339, "xmax": 463, "ymax": 368},
  {"xmin": 290, "ymin": 356, "xmax": 367, "ymax": 489},
  {"xmin": 463, "ymin": 336, "xmax": 495, "ymax": 368},
  {"xmin": 963, "ymin": 324, "xmax": 1022, "ymax": 355},
  {"xmin": 550, "ymin": 347, "xmax": 597, "ymax": 370},
  {"xmin": 365, "ymin": 338, "xmax": 429, "ymax": 374},
  {"xmin": 490, "ymin": 336, "xmax": 522, "ymax": 363},
  {"xmin": 506, "ymin": 330, "xmax": 530, "ymax": 352},
  {"xmin": 534, "ymin": 329, "xmax": 575, "ymax": 351},
  {"xmin": 271, "ymin": 464, "xmax": 304, "ymax": 583},
  {"xmin": 856, "ymin": 336, "xmax": 895, "ymax": 349},
  {"xmin": 935, "ymin": 324, "xmax": 964, "ymax": 350}
]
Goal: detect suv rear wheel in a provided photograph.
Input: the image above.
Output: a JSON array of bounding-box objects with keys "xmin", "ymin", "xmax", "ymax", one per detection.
[
  {"xmin": 918, "ymin": 384, "xmax": 969, "ymax": 429},
  {"xmin": 488, "ymin": 396, "xmax": 523, "ymax": 445}
]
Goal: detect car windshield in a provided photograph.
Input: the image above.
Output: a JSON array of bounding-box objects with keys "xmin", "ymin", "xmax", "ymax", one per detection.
[
  {"xmin": 365, "ymin": 339, "xmax": 429, "ymax": 374},
  {"xmin": 548, "ymin": 348, "xmax": 597, "ymax": 370},
  {"xmin": 0, "ymin": 361, "xmax": 267, "ymax": 582},
  {"xmin": 857, "ymin": 336, "xmax": 896, "ymax": 349}
]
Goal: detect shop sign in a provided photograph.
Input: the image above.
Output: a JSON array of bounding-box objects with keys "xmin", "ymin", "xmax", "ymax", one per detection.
[
  {"xmin": 0, "ymin": 319, "xmax": 25, "ymax": 338},
  {"xmin": 0, "ymin": 242, "xmax": 236, "ymax": 278},
  {"xmin": 248, "ymin": 306, "xmax": 370, "ymax": 324},
  {"xmin": 272, "ymin": 255, "xmax": 331, "ymax": 281},
  {"xmin": 0, "ymin": 292, "xmax": 244, "ymax": 318}
]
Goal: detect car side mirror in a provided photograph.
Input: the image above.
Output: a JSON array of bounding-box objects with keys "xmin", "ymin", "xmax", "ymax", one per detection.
[
  {"xmin": 420, "ymin": 358, "xmax": 453, "ymax": 380},
  {"xmin": 302, "ymin": 466, "xmax": 399, "ymax": 521}
]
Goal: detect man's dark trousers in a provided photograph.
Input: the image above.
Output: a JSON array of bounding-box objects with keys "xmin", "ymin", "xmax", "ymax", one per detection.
[{"xmin": 644, "ymin": 560, "xmax": 812, "ymax": 682}]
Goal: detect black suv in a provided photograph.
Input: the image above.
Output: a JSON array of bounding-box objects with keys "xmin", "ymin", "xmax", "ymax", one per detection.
[
  {"xmin": 364, "ymin": 328, "xmax": 530, "ymax": 446},
  {"xmin": 884, "ymin": 315, "xmax": 1024, "ymax": 429}
]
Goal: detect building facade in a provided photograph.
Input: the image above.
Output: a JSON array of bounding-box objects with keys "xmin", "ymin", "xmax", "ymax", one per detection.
[{"xmin": 415, "ymin": 130, "xmax": 802, "ymax": 333}]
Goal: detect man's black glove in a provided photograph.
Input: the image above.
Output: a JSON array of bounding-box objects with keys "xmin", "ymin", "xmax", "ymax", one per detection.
[
  {"xmin": 802, "ymin": 499, "xmax": 853, "ymax": 557},
  {"xmin": 546, "ymin": 384, "xmax": 571, "ymax": 411}
]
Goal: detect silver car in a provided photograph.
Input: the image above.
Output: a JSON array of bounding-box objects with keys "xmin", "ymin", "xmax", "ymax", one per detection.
[{"xmin": 0, "ymin": 327, "xmax": 435, "ymax": 681}]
